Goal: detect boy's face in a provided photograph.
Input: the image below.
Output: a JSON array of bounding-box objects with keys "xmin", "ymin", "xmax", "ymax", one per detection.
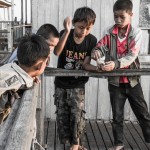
[
  {"xmin": 114, "ymin": 10, "xmax": 133, "ymax": 28},
  {"xmin": 46, "ymin": 35, "xmax": 59, "ymax": 52},
  {"xmin": 73, "ymin": 21, "xmax": 93, "ymax": 38}
]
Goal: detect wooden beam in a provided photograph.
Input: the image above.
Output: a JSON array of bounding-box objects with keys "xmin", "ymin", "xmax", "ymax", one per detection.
[
  {"xmin": 4, "ymin": 86, "xmax": 39, "ymax": 150},
  {"xmin": 44, "ymin": 67, "xmax": 150, "ymax": 77},
  {"xmin": 0, "ymin": 0, "xmax": 12, "ymax": 8}
]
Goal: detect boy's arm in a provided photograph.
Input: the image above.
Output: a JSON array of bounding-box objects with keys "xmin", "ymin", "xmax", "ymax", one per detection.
[
  {"xmin": 82, "ymin": 37, "xmax": 102, "ymax": 72},
  {"xmin": 54, "ymin": 17, "xmax": 72, "ymax": 56},
  {"xmin": 82, "ymin": 56, "xmax": 101, "ymax": 72},
  {"xmin": 91, "ymin": 35, "xmax": 110, "ymax": 60}
]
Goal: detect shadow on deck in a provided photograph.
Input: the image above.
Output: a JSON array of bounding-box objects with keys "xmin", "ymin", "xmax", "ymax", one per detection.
[{"xmin": 44, "ymin": 120, "xmax": 150, "ymax": 150}]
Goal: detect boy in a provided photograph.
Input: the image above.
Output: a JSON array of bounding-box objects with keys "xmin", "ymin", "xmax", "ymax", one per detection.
[
  {"xmin": 54, "ymin": 7, "xmax": 97, "ymax": 150},
  {"xmin": 0, "ymin": 34, "xmax": 50, "ymax": 124},
  {"xmin": 91, "ymin": 0, "xmax": 150, "ymax": 150},
  {"xmin": 8, "ymin": 24, "xmax": 59, "ymax": 63}
]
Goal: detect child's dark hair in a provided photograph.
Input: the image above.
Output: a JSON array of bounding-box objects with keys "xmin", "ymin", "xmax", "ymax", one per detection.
[
  {"xmin": 17, "ymin": 34, "xmax": 50, "ymax": 67},
  {"xmin": 72, "ymin": 7, "xmax": 96, "ymax": 26},
  {"xmin": 113, "ymin": 0, "xmax": 133, "ymax": 13},
  {"xmin": 36, "ymin": 24, "xmax": 59, "ymax": 40}
]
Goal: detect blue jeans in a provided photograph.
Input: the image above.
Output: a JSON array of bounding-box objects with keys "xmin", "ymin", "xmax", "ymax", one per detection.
[{"xmin": 108, "ymin": 83, "xmax": 150, "ymax": 146}]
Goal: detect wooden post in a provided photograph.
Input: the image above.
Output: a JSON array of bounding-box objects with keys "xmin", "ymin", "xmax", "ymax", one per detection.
[{"xmin": 36, "ymin": 74, "xmax": 45, "ymax": 149}]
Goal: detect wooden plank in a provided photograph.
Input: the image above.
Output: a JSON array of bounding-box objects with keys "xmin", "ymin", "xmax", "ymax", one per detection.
[
  {"xmin": 100, "ymin": 0, "xmax": 114, "ymax": 37},
  {"xmin": 132, "ymin": 122, "xmax": 150, "ymax": 149},
  {"xmin": 86, "ymin": 0, "xmax": 92, "ymax": 7},
  {"xmin": 85, "ymin": 121, "xmax": 98, "ymax": 150},
  {"xmin": 36, "ymin": 75, "xmax": 46, "ymax": 147},
  {"xmin": 45, "ymin": 76, "xmax": 56, "ymax": 119},
  {"xmin": 37, "ymin": 0, "xmax": 44, "ymax": 28},
  {"xmin": 140, "ymin": 30, "xmax": 149, "ymax": 55},
  {"xmin": 148, "ymin": 29, "xmax": 150, "ymax": 54},
  {"xmin": 73, "ymin": 0, "xmax": 86, "ymax": 13},
  {"xmin": 85, "ymin": 77, "xmax": 99, "ymax": 119},
  {"xmin": 44, "ymin": 119, "xmax": 48, "ymax": 149},
  {"xmin": 46, "ymin": 120, "xmax": 150, "ymax": 149},
  {"xmin": 132, "ymin": 0, "xmax": 140, "ymax": 27},
  {"xmin": 55, "ymin": 121, "xmax": 64, "ymax": 150},
  {"xmin": 44, "ymin": 67, "xmax": 150, "ymax": 77},
  {"xmin": 0, "ymin": 0, "xmax": 12, "ymax": 8},
  {"xmin": 124, "ymin": 121, "xmax": 140, "ymax": 150},
  {"xmin": 45, "ymin": 55, "xmax": 58, "ymax": 120},
  {"xmin": 49, "ymin": 0, "xmax": 59, "ymax": 28},
  {"xmin": 90, "ymin": 120, "xmax": 106, "ymax": 149},
  {"xmin": 5, "ymin": 86, "xmax": 38, "ymax": 150},
  {"xmin": 36, "ymin": 80, "xmax": 42, "ymax": 109},
  {"xmin": 31, "ymin": 0, "xmax": 38, "ymax": 31},
  {"xmin": 36, "ymin": 109, "xmax": 45, "ymax": 148},
  {"xmin": 90, "ymin": 0, "xmax": 101, "ymax": 39},
  {"xmin": 80, "ymin": 129, "xmax": 90, "ymax": 150},
  {"xmin": 47, "ymin": 120, "xmax": 55, "ymax": 150},
  {"xmin": 97, "ymin": 79, "xmax": 111, "ymax": 120},
  {"xmin": 97, "ymin": 121, "xmax": 113, "ymax": 149},
  {"xmin": 58, "ymin": 0, "xmax": 64, "ymax": 31},
  {"xmin": 126, "ymin": 121, "xmax": 148, "ymax": 150},
  {"xmin": 104, "ymin": 121, "xmax": 113, "ymax": 142},
  {"xmin": 141, "ymin": 76, "xmax": 150, "ymax": 110},
  {"xmin": 63, "ymin": 0, "xmax": 73, "ymax": 21}
]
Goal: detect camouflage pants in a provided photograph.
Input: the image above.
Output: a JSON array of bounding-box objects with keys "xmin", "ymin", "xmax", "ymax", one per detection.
[{"xmin": 54, "ymin": 88, "xmax": 86, "ymax": 145}]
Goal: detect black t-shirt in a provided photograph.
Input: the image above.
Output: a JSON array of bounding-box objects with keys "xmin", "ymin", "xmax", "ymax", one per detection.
[{"xmin": 55, "ymin": 29, "xmax": 97, "ymax": 89}]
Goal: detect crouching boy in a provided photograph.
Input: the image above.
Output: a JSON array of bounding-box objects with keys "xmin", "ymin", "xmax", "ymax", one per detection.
[{"xmin": 0, "ymin": 34, "xmax": 50, "ymax": 124}]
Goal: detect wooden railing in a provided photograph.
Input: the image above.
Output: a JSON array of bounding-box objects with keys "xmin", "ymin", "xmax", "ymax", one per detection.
[
  {"xmin": 0, "ymin": 85, "xmax": 39, "ymax": 150},
  {"xmin": 44, "ymin": 67, "xmax": 150, "ymax": 77},
  {"xmin": 0, "ymin": 58, "xmax": 150, "ymax": 149}
]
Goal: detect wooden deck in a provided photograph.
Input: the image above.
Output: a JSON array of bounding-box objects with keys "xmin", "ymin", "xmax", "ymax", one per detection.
[{"xmin": 44, "ymin": 120, "xmax": 150, "ymax": 150}]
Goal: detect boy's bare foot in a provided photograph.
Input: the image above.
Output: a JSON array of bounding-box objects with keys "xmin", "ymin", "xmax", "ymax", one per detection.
[
  {"xmin": 70, "ymin": 144, "xmax": 79, "ymax": 150},
  {"xmin": 108, "ymin": 145, "xmax": 124, "ymax": 150},
  {"xmin": 78, "ymin": 145, "xmax": 87, "ymax": 150}
]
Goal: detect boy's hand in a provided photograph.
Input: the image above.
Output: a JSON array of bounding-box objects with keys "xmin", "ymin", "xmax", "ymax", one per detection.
[
  {"xmin": 96, "ymin": 64, "xmax": 104, "ymax": 72},
  {"xmin": 102, "ymin": 61, "xmax": 115, "ymax": 71},
  {"xmin": 91, "ymin": 50, "xmax": 101, "ymax": 60},
  {"xmin": 33, "ymin": 76, "xmax": 41, "ymax": 84},
  {"xmin": 63, "ymin": 17, "xmax": 72, "ymax": 33}
]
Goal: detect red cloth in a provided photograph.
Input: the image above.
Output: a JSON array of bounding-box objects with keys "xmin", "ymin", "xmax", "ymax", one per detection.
[{"xmin": 112, "ymin": 25, "xmax": 130, "ymax": 83}]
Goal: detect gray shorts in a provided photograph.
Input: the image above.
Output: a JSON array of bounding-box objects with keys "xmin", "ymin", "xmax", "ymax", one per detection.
[{"xmin": 54, "ymin": 87, "xmax": 86, "ymax": 145}]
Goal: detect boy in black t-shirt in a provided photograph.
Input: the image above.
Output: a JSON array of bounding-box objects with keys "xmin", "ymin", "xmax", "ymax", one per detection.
[{"xmin": 54, "ymin": 7, "xmax": 98, "ymax": 150}]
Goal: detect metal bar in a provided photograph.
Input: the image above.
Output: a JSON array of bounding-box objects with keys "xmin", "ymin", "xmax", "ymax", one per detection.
[{"xmin": 44, "ymin": 67, "xmax": 150, "ymax": 77}]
